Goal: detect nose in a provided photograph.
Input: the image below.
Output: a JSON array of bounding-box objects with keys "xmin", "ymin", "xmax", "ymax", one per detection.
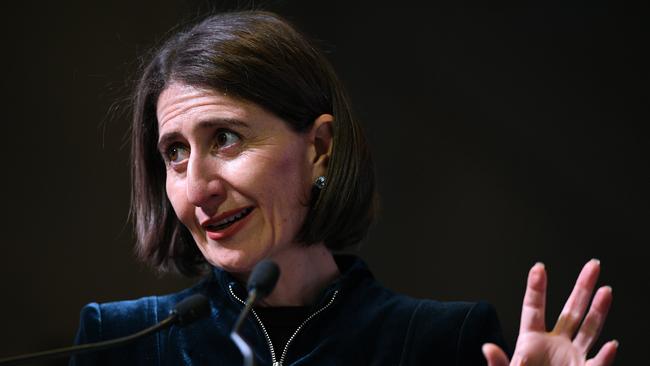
[{"xmin": 186, "ymin": 153, "xmax": 225, "ymax": 214}]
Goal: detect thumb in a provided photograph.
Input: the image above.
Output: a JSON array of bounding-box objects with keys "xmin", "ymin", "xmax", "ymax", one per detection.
[{"xmin": 482, "ymin": 343, "xmax": 509, "ymax": 366}]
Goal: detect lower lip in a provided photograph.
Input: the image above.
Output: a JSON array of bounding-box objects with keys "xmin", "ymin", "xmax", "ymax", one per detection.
[{"xmin": 205, "ymin": 209, "xmax": 254, "ymax": 240}]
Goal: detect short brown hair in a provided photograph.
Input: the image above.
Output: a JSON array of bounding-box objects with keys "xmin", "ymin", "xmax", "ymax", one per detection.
[{"xmin": 131, "ymin": 11, "xmax": 376, "ymax": 276}]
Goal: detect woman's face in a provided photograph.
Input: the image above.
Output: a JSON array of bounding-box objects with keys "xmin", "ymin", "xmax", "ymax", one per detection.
[{"xmin": 157, "ymin": 82, "xmax": 324, "ymax": 273}]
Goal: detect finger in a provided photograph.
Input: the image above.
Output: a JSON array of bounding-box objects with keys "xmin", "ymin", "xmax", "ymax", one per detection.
[
  {"xmin": 573, "ymin": 285, "xmax": 613, "ymax": 355},
  {"xmin": 585, "ymin": 340, "xmax": 618, "ymax": 366},
  {"xmin": 553, "ymin": 259, "xmax": 600, "ymax": 337},
  {"xmin": 519, "ymin": 262, "xmax": 547, "ymax": 333},
  {"xmin": 482, "ymin": 343, "xmax": 509, "ymax": 366}
]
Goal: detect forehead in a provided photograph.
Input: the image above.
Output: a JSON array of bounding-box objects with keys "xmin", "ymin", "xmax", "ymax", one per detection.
[{"xmin": 156, "ymin": 83, "xmax": 250, "ymax": 129}]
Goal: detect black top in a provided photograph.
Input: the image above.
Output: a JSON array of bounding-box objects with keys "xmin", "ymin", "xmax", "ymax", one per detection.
[{"xmin": 254, "ymin": 306, "xmax": 312, "ymax": 354}]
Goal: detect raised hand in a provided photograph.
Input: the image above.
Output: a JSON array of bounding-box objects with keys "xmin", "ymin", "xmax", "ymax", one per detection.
[{"xmin": 482, "ymin": 260, "xmax": 617, "ymax": 366}]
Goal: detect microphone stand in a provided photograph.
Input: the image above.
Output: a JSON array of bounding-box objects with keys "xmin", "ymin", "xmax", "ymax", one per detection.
[
  {"xmin": 0, "ymin": 317, "xmax": 176, "ymax": 365},
  {"xmin": 230, "ymin": 289, "xmax": 259, "ymax": 366},
  {"xmin": 230, "ymin": 259, "xmax": 280, "ymax": 366},
  {"xmin": 0, "ymin": 294, "xmax": 210, "ymax": 366}
]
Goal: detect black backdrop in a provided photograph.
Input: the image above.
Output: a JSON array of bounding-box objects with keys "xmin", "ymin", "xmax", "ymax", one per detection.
[{"xmin": 1, "ymin": 1, "xmax": 647, "ymax": 364}]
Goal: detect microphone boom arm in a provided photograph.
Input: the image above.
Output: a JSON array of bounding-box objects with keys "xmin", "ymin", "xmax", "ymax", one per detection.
[
  {"xmin": 0, "ymin": 315, "xmax": 177, "ymax": 365},
  {"xmin": 0, "ymin": 293, "xmax": 209, "ymax": 366}
]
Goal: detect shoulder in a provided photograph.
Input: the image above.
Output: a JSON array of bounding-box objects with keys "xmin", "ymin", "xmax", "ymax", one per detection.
[
  {"xmin": 75, "ymin": 280, "xmax": 209, "ymax": 342},
  {"xmin": 359, "ymin": 290, "xmax": 498, "ymax": 343},
  {"xmin": 71, "ymin": 279, "xmax": 211, "ymax": 365},
  {"xmin": 347, "ymin": 274, "xmax": 494, "ymax": 328},
  {"xmin": 400, "ymin": 299, "xmax": 508, "ymax": 365},
  {"xmin": 409, "ymin": 299, "xmax": 501, "ymax": 335},
  {"xmin": 336, "ymin": 274, "xmax": 507, "ymax": 365}
]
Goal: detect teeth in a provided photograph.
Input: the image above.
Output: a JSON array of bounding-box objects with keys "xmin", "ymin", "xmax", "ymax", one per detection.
[{"xmin": 211, "ymin": 207, "xmax": 252, "ymax": 228}]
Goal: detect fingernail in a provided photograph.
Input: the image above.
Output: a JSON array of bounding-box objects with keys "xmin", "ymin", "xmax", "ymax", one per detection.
[
  {"xmin": 604, "ymin": 285, "xmax": 613, "ymax": 294},
  {"xmin": 534, "ymin": 262, "xmax": 545, "ymax": 269},
  {"xmin": 591, "ymin": 258, "xmax": 601, "ymax": 265},
  {"xmin": 611, "ymin": 339, "xmax": 619, "ymax": 348}
]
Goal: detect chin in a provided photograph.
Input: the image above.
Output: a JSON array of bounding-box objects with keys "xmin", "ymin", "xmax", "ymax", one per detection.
[{"xmin": 201, "ymin": 246, "xmax": 264, "ymax": 275}]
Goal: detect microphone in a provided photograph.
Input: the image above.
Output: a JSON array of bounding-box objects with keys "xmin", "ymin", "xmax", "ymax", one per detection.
[
  {"xmin": 247, "ymin": 259, "xmax": 281, "ymax": 300},
  {"xmin": 173, "ymin": 293, "xmax": 211, "ymax": 326},
  {"xmin": 0, "ymin": 294, "xmax": 210, "ymax": 365},
  {"xmin": 231, "ymin": 259, "xmax": 280, "ymax": 366}
]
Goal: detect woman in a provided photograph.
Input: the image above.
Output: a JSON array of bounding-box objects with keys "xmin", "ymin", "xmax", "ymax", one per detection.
[{"xmin": 72, "ymin": 11, "xmax": 616, "ymax": 365}]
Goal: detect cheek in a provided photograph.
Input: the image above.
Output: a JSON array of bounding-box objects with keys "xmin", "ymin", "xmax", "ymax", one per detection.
[
  {"xmin": 228, "ymin": 146, "xmax": 311, "ymax": 193},
  {"xmin": 225, "ymin": 150, "xmax": 310, "ymax": 231},
  {"xmin": 252, "ymin": 148, "xmax": 311, "ymax": 197},
  {"xmin": 261, "ymin": 151, "xmax": 312, "ymax": 223},
  {"xmin": 165, "ymin": 176, "xmax": 190, "ymax": 222}
]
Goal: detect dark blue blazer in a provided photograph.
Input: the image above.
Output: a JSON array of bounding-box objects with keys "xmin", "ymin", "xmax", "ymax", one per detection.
[{"xmin": 71, "ymin": 256, "xmax": 508, "ymax": 365}]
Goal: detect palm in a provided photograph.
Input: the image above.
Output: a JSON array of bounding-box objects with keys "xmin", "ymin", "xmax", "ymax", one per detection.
[
  {"xmin": 512, "ymin": 332, "xmax": 584, "ymax": 365},
  {"xmin": 483, "ymin": 260, "xmax": 617, "ymax": 366}
]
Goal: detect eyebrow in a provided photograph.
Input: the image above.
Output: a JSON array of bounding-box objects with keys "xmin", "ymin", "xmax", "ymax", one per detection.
[{"xmin": 157, "ymin": 118, "xmax": 251, "ymax": 152}]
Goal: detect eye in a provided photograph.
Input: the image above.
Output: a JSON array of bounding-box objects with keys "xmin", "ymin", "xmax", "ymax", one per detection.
[
  {"xmin": 164, "ymin": 143, "xmax": 190, "ymax": 165},
  {"xmin": 215, "ymin": 130, "xmax": 241, "ymax": 149}
]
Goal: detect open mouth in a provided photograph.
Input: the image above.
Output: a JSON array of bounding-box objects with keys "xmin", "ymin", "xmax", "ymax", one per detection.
[{"xmin": 206, "ymin": 207, "xmax": 254, "ymax": 231}]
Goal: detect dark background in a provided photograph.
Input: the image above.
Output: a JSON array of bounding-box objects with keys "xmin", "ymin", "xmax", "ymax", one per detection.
[{"xmin": 1, "ymin": 0, "xmax": 647, "ymax": 364}]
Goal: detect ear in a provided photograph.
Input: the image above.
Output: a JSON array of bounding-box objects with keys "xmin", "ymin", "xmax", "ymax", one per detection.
[{"xmin": 308, "ymin": 114, "xmax": 334, "ymax": 179}]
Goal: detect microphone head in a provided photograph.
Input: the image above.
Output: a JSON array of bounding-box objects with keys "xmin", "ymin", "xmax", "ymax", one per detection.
[
  {"xmin": 247, "ymin": 259, "xmax": 280, "ymax": 300},
  {"xmin": 172, "ymin": 294, "xmax": 211, "ymax": 326}
]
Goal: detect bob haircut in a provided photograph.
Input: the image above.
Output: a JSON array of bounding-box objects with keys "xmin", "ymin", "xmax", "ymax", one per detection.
[{"xmin": 131, "ymin": 11, "xmax": 376, "ymax": 276}]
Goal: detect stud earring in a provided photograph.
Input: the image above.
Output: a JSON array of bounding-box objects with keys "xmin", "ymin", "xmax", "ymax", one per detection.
[{"xmin": 314, "ymin": 176, "xmax": 326, "ymax": 189}]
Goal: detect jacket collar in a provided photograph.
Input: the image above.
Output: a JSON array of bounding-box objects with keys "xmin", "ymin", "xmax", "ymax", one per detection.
[{"xmin": 210, "ymin": 254, "xmax": 374, "ymax": 307}]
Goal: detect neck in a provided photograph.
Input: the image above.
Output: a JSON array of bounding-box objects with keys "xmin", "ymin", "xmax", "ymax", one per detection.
[{"xmin": 255, "ymin": 243, "xmax": 339, "ymax": 307}]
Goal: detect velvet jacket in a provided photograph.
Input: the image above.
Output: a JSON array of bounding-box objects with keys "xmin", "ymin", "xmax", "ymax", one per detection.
[{"xmin": 70, "ymin": 256, "xmax": 508, "ymax": 365}]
